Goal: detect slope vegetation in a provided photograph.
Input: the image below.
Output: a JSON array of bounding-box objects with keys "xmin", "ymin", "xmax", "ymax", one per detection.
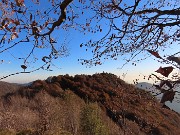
[{"xmin": 0, "ymin": 73, "xmax": 180, "ymax": 135}]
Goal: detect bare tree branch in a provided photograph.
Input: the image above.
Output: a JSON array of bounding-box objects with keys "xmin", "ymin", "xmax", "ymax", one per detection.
[{"xmin": 37, "ymin": 0, "xmax": 73, "ymax": 36}]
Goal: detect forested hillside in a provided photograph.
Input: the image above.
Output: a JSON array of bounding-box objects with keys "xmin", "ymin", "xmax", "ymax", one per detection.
[{"xmin": 0, "ymin": 73, "xmax": 180, "ymax": 135}]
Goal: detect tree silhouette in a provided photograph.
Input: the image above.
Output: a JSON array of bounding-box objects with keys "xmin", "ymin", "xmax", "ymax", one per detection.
[
  {"xmin": 0, "ymin": 0, "xmax": 74, "ymax": 79},
  {"xmin": 79, "ymin": 0, "xmax": 180, "ymax": 66}
]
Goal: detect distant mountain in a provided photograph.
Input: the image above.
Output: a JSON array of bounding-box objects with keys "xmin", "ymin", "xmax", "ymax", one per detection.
[
  {"xmin": 136, "ymin": 82, "xmax": 160, "ymax": 97},
  {"xmin": 20, "ymin": 81, "xmax": 33, "ymax": 86},
  {"xmin": 0, "ymin": 73, "xmax": 180, "ymax": 135},
  {"xmin": 136, "ymin": 82, "xmax": 154, "ymax": 91},
  {"xmin": 136, "ymin": 82, "xmax": 180, "ymax": 113},
  {"xmin": 0, "ymin": 81, "xmax": 20, "ymax": 96}
]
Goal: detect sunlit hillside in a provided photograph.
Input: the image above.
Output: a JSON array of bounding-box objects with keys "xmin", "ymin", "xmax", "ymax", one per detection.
[{"xmin": 0, "ymin": 73, "xmax": 180, "ymax": 135}]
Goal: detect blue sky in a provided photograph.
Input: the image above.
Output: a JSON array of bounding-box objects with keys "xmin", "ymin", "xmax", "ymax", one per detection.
[{"xmin": 0, "ymin": 0, "xmax": 179, "ymax": 84}]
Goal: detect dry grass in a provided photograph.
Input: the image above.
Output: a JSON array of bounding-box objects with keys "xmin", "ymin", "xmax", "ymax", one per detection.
[{"xmin": 0, "ymin": 88, "xmax": 120, "ymax": 135}]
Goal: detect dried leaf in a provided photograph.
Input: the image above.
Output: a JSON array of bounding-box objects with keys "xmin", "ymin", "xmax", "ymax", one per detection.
[
  {"xmin": 14, "ymin": 20, "xmax": 20, "ymax": 26},
  {"xmin": 21, "ymin": 65, "xmax": 27, "ymax": 70},
  {"xmin": 153, "ymin": 84, "xmax": 166, "ymax": 93},
  {"xmin": 30, "ymin": 14, "xmax": 32, "ymax": 22},
  {"xmin": 164, "ymin": 81, "xmax": 173, "ymax": 89},
  {"xmin": 167, "ymin": 56, "xmax": 180, "ymax": 65},
  {"xmin": 160, "ymin": 91, "xmax": 175, "ymax": 103},
  {"xmin": 44, "ymin": 21, "xmax": 49, "ymax": 27},
  {"xmin": 159, "ymin": 80, "xmax": 173, "ymax": 89},
  {"xmin": 153, "ymin": 84, "xmax": 161, "ymax": 89},
  {"xmin": 155, "ymin": 66, "xmax": 174, "ymax": 77},
  {"xmin": 12, "ymin": 27, "xmax": 16, "ymax": 32},
  {"xmin": 147, "ymin": 50, "xmax": 161, "ymax": 58},
  {"xmin": 10, "ymin": 32, "xmax": 18, "ymax": 40},
  {"xmin": 1, "ymin": 20, "xmax": 6, "ymax": 26},
  {"xmin": 0, "ymin": 60, "xmax": 4, "ymax": 63},
  {"xmin": 177, "ymin": 33, "xmax": 180, "ymax": 38},
  {"xmin": 15, "ymin": 0, "xmax": 24, "ymax": 7},
  {"xmin": 5, "ymin": 25, "xmax": 10, "ymax": 31}
]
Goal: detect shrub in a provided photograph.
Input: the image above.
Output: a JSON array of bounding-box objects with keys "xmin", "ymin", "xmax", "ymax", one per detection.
[
  {"xmin": 51, "ymin": 129, "xmax": 72, "ymax": 135},
  {"xmin": 80, "ymin": 103, "xmax": 109, "ymax": 135},
  {"xmin": 0, "ymin": 129, "xmax": 15, "ymax": 135},
  {"xmin": 16, "ymin": 129, "xmax": 36, "ymax": 135}
]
